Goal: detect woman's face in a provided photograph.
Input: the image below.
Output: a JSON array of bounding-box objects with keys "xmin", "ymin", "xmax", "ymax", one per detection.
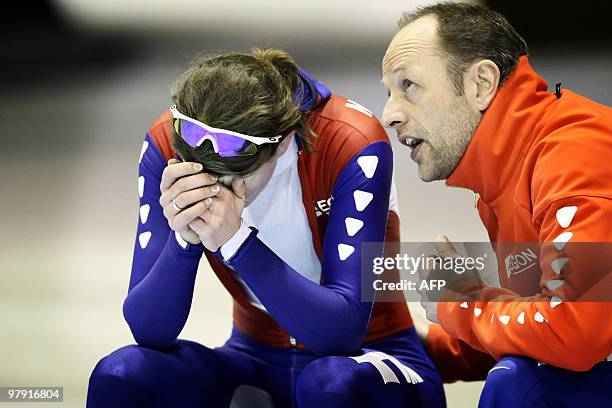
[{"xmin": 242, "ymin": 133, "xmax": 293, "ymax": 206}]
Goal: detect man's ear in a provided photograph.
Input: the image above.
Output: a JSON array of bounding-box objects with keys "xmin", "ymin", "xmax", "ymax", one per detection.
[{"xmin": 464, "ymin": 59, "xmax": 500, "ymax": 112}]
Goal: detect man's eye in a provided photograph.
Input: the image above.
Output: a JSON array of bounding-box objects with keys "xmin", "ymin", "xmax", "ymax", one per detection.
[{"xmin": 403, "ymin": 79, "xmax": 415, "ymax": 92}]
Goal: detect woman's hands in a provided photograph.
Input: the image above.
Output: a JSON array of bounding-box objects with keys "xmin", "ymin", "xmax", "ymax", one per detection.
[
  {"xmin": 189, "ymin": 178, "xmax": 246, "ymax": 252},
  {"xmin": 159, "ymin": 159, "xmax": 219, "ymax": 245},
  {"xmin": 159, "ymin": 159, "xmax": 246, "ymax": 251}
]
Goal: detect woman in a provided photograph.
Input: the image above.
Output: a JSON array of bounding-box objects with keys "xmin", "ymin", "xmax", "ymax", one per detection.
[{"xmin": 87, "ymin": 48, "xmax": 444, "ymax": 407}]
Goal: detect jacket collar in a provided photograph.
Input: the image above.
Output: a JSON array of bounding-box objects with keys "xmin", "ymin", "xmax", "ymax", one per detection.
[
  {"xmin": 445, "ymin": 56, "xmax": 557, "ymax": 203},
  {"xmin": 297, "ymin": 67, "xmax": 332, "ymax": 112}
]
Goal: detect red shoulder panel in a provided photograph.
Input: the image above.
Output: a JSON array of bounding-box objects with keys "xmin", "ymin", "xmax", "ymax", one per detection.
[{"xmin": 147, "ymin": 109, "xmax": 176, "ymax": 162}]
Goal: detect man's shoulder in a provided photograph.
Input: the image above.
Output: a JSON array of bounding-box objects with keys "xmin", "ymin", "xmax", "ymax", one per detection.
[
  {"xmin": 529, "ymin": 92, "xmax": 612, "ymax": 214},
  {"xmin": 538, "ymin": 89, "xmax": 611, "ymax": 134}
]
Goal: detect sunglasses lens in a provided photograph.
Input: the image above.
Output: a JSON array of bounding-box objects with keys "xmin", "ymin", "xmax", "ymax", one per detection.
[
  {"xmin": 175, "ymin": 119, "xmax": 258, "ymax": 157},
  {"xmin": 216, "ymin": 136, "xmax": 257, "ymax": 157},
  {"xmin": 176, "ymin": 119, "xmax": 207, "ymax": 147}
]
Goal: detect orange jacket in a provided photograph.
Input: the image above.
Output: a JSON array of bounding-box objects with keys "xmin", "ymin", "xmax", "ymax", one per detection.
[{"xmin": 427, "ymin": 56, "xmax": 612, "ymax": 382}]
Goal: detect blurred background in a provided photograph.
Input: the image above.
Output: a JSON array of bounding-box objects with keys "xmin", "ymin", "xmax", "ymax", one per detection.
[{"xmin": 1, "ymin": 0, "xmax": 610, "ymax": 406}]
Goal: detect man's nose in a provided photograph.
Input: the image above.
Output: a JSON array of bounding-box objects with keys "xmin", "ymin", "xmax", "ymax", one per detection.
[{"xmin": 381, "ymin": 98, "xmax": 407, "ymax": 129}]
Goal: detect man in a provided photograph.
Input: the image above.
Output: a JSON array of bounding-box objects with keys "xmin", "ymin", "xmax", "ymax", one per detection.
[{"xmin": 381, "ymin": 3, "xmax": 611, "ymax": 406}]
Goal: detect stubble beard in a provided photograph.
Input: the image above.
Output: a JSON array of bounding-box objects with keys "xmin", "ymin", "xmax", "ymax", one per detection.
[{"xmin": 418, "ymin": 97, "xmax": 481, "ymax": 182}]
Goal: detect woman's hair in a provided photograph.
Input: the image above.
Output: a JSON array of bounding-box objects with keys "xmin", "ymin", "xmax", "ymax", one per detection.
[{"xmin": 170, "ymin": 48, "xmax": 316, "ymax": 179}]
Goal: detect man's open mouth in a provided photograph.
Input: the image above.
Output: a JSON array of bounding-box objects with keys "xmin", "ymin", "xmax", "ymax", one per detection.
[{"xmin": 405, "ymin": 137, "xmax": 424, "ymax": 150}]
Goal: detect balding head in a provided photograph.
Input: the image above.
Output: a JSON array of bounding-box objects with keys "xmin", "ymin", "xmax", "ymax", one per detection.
[
  {"xmin": 382, "ymin": 14, "xmax": 441, "ymax": 78},
  {"xmin": 395, "ymin": 3, "xmax": 527, "ymax": 93}
]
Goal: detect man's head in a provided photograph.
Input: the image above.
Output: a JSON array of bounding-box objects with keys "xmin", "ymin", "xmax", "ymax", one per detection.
[
  {"xmin": 381, "ymin": 2, "xmax": 527, "ymax": 181},
  {"xmin": 171, "ymin": 48, "xmax": 314, "ymax": 204}
]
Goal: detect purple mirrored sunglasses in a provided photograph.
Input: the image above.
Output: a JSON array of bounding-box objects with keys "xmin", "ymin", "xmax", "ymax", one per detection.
[{"xmin": 170, "ymin": 105, "xmax": 283, "ymax": 157}]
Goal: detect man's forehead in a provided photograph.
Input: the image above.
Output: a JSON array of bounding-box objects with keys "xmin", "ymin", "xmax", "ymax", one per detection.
[{"xmin": 382, "ymin": 14, "xmax": 439, "ymax": 74}]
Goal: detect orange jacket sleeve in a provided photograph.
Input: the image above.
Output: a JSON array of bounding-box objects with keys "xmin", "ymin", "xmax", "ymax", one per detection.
[{"xmin": 437, "ymin": 196, "xmax": 612, "ymax": 371}]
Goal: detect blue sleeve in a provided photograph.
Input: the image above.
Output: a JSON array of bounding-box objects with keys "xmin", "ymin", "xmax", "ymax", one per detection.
[
  {"xmin": 122, "ymin": 134, "xmax": 204, "ymax": 350},
  {"xmin": 226, "ymin": 141, "xmax": 392, "ymax": 355}
]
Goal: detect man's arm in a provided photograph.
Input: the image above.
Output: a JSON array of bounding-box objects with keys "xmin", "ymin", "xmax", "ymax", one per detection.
[{"xmin": 437, "ymin": 195, "xmax": 612, "ymax": 371}]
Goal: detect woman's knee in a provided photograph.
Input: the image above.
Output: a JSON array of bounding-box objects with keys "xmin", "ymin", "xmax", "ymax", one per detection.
[
  {"xmin": 88, "ymin": 341, "xmax": 222, "ymax": 407},
  {"xmin": 87, "ymin": 345, "xmax": 153, "ymax": 408},
  {"xmin": 296, "ymin": 356, "xmax": 395, "ymax": 406},
  {"xmin": 90, "ymin": 344, "xmax": 149, "ymax": 382},
  {"xmin": 90, "ymin": 340, "xmax": 214, "ymax": 384},
  {"xmin": 297, "ymin": 356, "xmax": 354, "ymax": 395},
  {"xmin": 296, "ymin": 355, "xmax": 423, "ymax": 408}
]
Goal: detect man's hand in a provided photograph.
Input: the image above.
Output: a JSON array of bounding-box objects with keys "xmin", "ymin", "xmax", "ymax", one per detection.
[
  {"xmin": 417, "ymin": 234, "xmax": 461, "ymax": 323},
  {"xmin": 159, "ymin": 158, "xmax": 220, "ymax": 245},
  {"xmin": 188, "ymin": 178, "xmax": 246, "ymax": 252}
]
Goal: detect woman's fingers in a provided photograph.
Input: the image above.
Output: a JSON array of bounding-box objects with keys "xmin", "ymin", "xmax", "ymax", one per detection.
[
  {"xmin": 171, "ymin": 198, "xmax": 214, "ymax": 231},
  {"xmin": 172, "ymin": 185, "xmax": 220, "ymax": 211},
  {"xmin": 160, "ymin": 161, "xmax": 203, "ymax": 192},
  {"xmin": 161, "ymin": 172, "xmax": 218, "ymax": 206}
]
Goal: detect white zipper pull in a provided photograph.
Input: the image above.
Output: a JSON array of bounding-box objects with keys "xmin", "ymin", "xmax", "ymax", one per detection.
[{"xmin": 289, "ymin": 336, "xmax": 297, "ymax": 347}]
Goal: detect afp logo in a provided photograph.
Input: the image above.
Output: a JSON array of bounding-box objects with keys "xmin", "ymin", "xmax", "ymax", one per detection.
[{"xmin": 504, "ymin": 248, "xmax": 538, "ymax": 278}]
